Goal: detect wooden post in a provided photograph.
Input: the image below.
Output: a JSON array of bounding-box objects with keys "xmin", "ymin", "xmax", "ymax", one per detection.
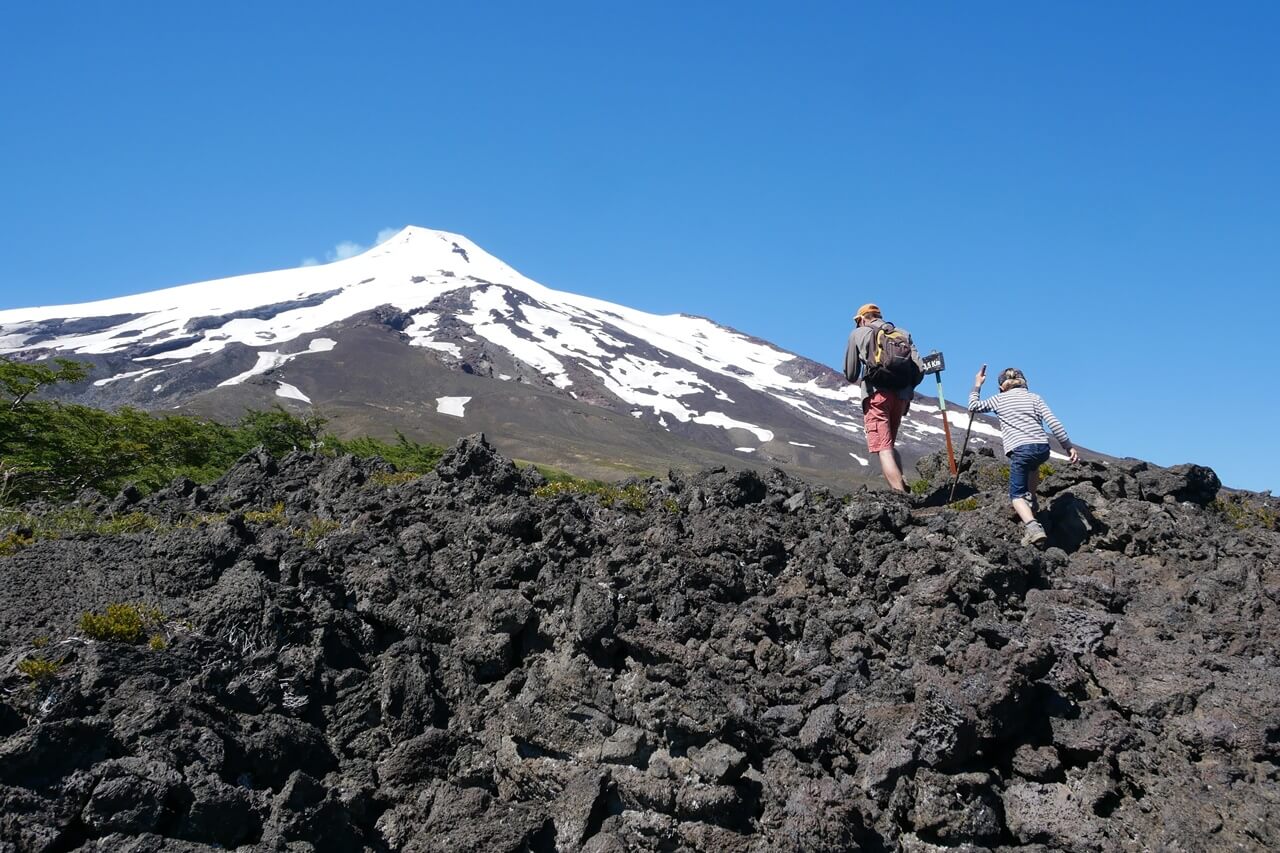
[{"xmin": 935, "ymin": 373, "xmax": 958, "ymax": 477}]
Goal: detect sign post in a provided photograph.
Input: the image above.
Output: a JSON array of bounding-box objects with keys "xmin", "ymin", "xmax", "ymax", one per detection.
[
  {"xmin": 948, "ymin": 362, "xmax": 986, "ymax": 503},
  {"xmin": 920, "ymin": 351, "xmax": 957, "ymax": 477}
]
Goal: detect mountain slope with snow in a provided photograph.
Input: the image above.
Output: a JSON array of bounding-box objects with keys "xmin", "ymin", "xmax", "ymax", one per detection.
[{"xmin": 0, "ymin": 226, "xmax": 1008, "ymax": 484}]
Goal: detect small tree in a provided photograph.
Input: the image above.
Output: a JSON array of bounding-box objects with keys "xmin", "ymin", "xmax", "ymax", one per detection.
[
  {"xmin": 0, "ymin": 358, "xmax": 90, "ymax": 410},
  {"xmin": 235, "ymin": 407, "xmax": 329, "ymax": 456}
]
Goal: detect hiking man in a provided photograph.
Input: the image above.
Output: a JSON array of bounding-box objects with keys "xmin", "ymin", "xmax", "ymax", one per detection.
[
  {"xmin": 843, "ymin": 303, "xmax": 923, "ymax": 492},
  {"xmin": 968, "ymin": 366, "xmax": 1079, "ymax": 545}
]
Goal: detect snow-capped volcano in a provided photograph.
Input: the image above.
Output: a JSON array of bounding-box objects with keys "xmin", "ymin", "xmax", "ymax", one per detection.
[{"xmin": 0, "ymin": 226, "xmax": 1001, "ymax": 484}]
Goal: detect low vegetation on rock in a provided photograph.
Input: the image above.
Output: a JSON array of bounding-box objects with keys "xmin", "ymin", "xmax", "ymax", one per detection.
[
  {"xmin": 0, "ymin": 356, "xmax": 445, "ymax": 506},
  {"xmin": 79, "ymin": 603, "xmax": 165, "ymax": 644},
  {"xmin": 533, "ymin": 477, "xmax": 649, "ymax": 510},
  {"xmin": 16, "ymin": 656, "xmax": 62, "ymax": 683},
  {"xmin": 1213, "ymin": 494, "xmax": 1280, "ymax": 531}
]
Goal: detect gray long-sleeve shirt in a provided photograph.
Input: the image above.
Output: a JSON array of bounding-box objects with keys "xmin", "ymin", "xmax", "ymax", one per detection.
[
  {"xmin": 968, "ymin": 386, "xmax": 1073, "ymax": 455},
  {"xmin": 843, "ymin": 321, "xmax": 918, "ymax": 402}
]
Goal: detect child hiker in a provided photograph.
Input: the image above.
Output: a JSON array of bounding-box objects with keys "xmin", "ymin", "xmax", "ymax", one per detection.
[{"xmin": 968, "ymin": 366, "xmax": 1079, "ymax": 546}]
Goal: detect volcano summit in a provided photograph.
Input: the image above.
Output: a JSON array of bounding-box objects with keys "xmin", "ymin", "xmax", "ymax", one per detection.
[{"xmin": 0, "ymin": 227, "xmax": 1007, "ymax": 485}]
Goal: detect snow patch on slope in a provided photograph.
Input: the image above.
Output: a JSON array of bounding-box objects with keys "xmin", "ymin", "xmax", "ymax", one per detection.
[
  {"xmin": 436, "ymin": 396, "xmax": 471, "ymax": 417},
  {"xmin": 459, "ymin": 287, "xmax": 572, "ymax": 389},
  {"xmin": 94, "ymin": 368, "xmax": 152, "ymax": 387},
  {"xmin": 217, "ymin": 338, "xmax": 337, "ymax": 387},
  {"xmin": 220, "ymin": 352, "xmax": 293, "ymax": 387},
  {"xmin": 691, "ymin": 411, "xmax": 774, "ymax": 443},
  {"xmin": 276, "ymin": 383, "xmax": 311, "ymax": 403}
]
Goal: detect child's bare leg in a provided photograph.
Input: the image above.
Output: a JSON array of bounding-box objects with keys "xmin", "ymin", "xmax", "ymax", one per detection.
[{"xmin": 1010, "ymin": 497, "xmax": 1035, "ymax": 523}]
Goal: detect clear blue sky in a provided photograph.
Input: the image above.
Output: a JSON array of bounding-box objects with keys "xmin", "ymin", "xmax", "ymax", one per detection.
[{"xmin": 2, "ymin": 2, "xmax": 1277, "ymax": 492}]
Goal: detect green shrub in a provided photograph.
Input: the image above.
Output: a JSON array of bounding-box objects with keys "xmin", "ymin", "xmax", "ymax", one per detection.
[
  {"xmin": 949, "ymin": 497, "xmax": 980, "ymax": 512},
  {"xmin": 1039, "ymin": 463, "xmax": 1056, "ymax": 478},
  {"xmin": 618, "ymin": 484, "xmax": 648, "ymax": 511},
  {"xmin": 244, "ymin": 502, "xmax": 287, "ymax": 526},
  {"xmin": 0, "ymin": 508, "xmax": 169, "ymax": 557},
  {"xmin": 0, "ymin": 530, "xmax": 33, "ymax": 556},
  {"xmin": 18, "ymin": 657, "xmax": 62, "ymax": 682},
  {"xmin": 96, "ymin": 512, "xmax": 162, "ymax": 535},
  {"xmin": 533, "ymin": 479, "xmax": 603, "ymax": 500},
  {"xmin": 80, "ymin": 603, "xmax": 165, "ymax": 644},
  {"xmin": 25, "ymin": 507, "xmax": 97, "ymax": 537},
  {"xmin": 301, "ymin": 517, "xmax": 341, "ymax": 545},
  {"xmin": 533, "ymin": 478, "xmax": 649, "ymax": 510},
  {"xmin": 368, "ymin": 470, "xmax": 420, "ymax": 488},
  {"xmin": 909, "ymin": 479, "xmax": 931, "ymax": 495},
  {"xmin": 328, "ymin": 432, "xmax": 444, "ymax": 474},
  {"xmin": 147, "ymin": 634, "xmax": 167, "ymax": 651},
  {"xmin": 1212, "ymin": 497, "xmax": 1280, "ymax": 531},
  {"xmin": 0, "ymin": 356, "xmax": 447, "ymax": 505},
  {"xmin": 662, "ymin": 497, "xmax": 680, "ymax": 514}
]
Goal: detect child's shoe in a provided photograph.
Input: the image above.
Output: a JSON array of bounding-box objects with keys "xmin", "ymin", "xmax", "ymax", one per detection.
[{"xmin": 1020, "ymin": 520, "xmax": 1048, "ymax": 547}]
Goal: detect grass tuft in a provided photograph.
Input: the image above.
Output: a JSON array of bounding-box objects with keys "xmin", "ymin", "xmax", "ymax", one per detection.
[
  {"xmin": 909, "ymin": 479, "xmax": 931, "ymax": 495},
  {"xmin": 80, "ymin": 603, "xmax": 165, "ymax": 644},
  {"xmin": 18, "ymin": 657, "xmax": 62, "ymax": 682},
  {"xmin": 0, "ymin": 530, "xmax": 33, "ymax": 556},
  {"xmin": 1, "ymin": 508, "xmax": 171, "ymax": 558},
  {"xmin": 533, "ymin": 478, "xmax": 649, "ymax": 510},
  {"xmin": 244, "ymin": 502, "xmax": 287, "ymax": 526},
  {"xmin": 174, "ymin": 512, "xmax": 228, "ymax": 529},
  {"xmin": 368, "ymin": 470, "xmax": 420, "ymax": 488},
  {"xmin": 301, "ymin": 517, "xmax": 341, "ymax": 546},
  {"xmin": 96, "ymin": 512, "xmax": 162, "ymax": 535},
  {"xmin": 949, "ymin": 497, "xmax": 980, "ymax": 512},
  {"xmin": 1212, "ymin": 497, "xmax": 1279, "ymax": 531}
]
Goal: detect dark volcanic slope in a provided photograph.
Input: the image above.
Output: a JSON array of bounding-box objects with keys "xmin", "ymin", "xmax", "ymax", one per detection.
[{"xmin": 0, "ymin": 439, "xmax": 1277, "ymax": 852}]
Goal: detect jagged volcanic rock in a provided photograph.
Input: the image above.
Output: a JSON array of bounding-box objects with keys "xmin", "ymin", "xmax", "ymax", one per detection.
[{"xmin": 0, "ymin": 438, "xmax": 1276, "ymax": 851}]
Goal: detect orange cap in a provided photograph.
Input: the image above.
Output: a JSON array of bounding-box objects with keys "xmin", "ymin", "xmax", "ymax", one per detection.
[{"xmin": 854, "ymin": 303, "xmax": 881, "ymax": 322}]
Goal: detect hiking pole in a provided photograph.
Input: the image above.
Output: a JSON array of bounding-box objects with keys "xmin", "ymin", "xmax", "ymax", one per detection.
[
  {"xmin": 920, "ymin": 351, "xmax": 957, "ymax": 477},
  {"xmin": 947, "ymin": 363, "xmax": 985, "ymax": 503},
  {"xmin": 948, "ymin": 413, "xmax": 976, "ymax": 504}
]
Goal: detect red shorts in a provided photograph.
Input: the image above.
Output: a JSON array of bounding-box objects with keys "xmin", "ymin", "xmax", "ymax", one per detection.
[{"xmin": 863, "ymin": 391, "xmax": 910, "ymax": 453}]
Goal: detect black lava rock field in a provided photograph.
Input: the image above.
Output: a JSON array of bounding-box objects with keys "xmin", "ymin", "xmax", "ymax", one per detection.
[{"xmin": 1, "ymin": 436, "xmax": 1277, "ymax": 852}]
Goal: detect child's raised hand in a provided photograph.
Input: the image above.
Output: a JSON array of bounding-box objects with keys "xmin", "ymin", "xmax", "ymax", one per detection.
[
  {"xmin": 974, "ymin": 364, "xmax": 987, "ymax": 387},
  {"xmin": 1068, "ymin": 448, "xmax": 1080, "ymax": 464}
]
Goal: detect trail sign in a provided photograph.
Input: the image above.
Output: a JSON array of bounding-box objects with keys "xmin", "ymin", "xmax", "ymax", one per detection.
[{"xmin": 921, "ymin": 350, "xmax": 958, "ymax": 476}]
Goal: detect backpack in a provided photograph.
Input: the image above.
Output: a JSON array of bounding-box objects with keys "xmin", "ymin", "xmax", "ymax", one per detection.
[{"xmin": 862, "ymin": 322, "xmax": 923, "ymax": 390}]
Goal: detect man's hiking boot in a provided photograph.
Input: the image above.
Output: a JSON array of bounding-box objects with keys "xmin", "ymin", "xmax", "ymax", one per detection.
[{"xmin": 1020, "ymin": 521, "xmax": 1048, "ymax": 547}]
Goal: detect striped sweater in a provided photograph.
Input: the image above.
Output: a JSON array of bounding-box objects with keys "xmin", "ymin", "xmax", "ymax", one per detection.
[{"xmin": 968, "ymin": 386, "xmax": 1073, "ymax": 456}]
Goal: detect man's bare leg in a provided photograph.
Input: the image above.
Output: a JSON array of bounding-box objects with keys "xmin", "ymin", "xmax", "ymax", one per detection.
[{"xmin": 878, "ymin": 448, "xmax": 906, "ymax": 492}]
